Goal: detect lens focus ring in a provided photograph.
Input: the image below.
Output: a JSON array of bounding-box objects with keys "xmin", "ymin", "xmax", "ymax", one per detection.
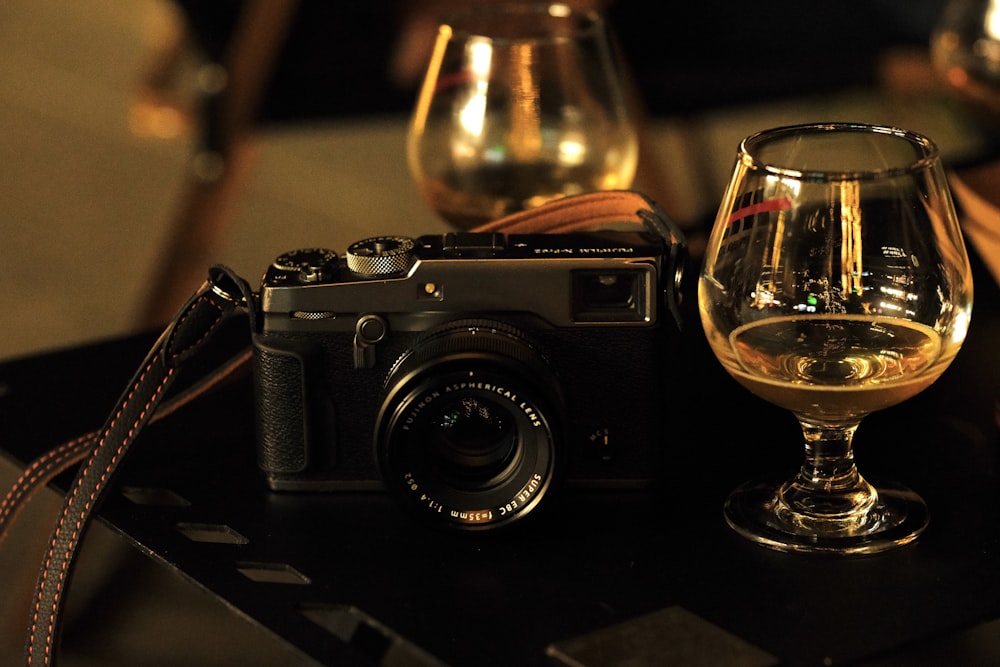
[{"xmin": 375, "ymin": 319, "xmax": 565, "ymax": 531}]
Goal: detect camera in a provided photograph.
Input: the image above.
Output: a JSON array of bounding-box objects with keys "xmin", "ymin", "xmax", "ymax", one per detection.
[{"xmin": 252, "ymin": 226, "xmax": 684, "ymax": 531}]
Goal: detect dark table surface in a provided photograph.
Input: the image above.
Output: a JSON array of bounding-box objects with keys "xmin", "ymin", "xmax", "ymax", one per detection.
[{"xmin": 2, "ymin": 234, "xmax": 1000, "ymax": 667}]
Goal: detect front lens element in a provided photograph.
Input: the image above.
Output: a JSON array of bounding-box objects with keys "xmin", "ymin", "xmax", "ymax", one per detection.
[{"xmin": 427, "ymin": 396, "xmax": 520, "ymax": 489}]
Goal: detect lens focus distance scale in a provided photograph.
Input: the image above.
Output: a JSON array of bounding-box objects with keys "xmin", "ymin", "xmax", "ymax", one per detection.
[{"xmin": 346, "ymin": 236, "xmax": 416, "ymax": 276}]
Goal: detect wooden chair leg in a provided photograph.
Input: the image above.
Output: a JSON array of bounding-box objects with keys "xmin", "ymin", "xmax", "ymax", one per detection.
[
  {"xmin": 136, "ymin": 0, "xmax": 301, "ymax": 327},
  {"xmin": 138, "ymin": 141, "xmax": 260, "ymax": 327}
]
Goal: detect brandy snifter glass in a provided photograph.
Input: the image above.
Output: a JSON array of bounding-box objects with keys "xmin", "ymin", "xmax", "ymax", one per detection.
[
  {"xmin": 699, "ymin": 123, "xmax": 974, "ymax": 554},
  {"xmin": 406, "ymin": 2, "xmax": 638, "ymax": 229}
]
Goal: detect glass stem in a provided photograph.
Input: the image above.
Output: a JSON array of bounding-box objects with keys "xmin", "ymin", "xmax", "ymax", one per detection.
[{"xmin": 777, "ymin": 418, "xmax": 878, "ymax": 524}]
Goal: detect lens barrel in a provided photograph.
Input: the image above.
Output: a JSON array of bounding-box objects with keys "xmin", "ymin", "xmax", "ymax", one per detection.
[{"xmin": 375, "ymin": 319, "xmax": 564, "ymax": 531}]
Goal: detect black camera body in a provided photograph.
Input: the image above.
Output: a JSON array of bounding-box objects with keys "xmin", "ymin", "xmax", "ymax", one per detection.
[{"xmin": 253, "ymin": 228, "xmax": 684, "ymax": 531}]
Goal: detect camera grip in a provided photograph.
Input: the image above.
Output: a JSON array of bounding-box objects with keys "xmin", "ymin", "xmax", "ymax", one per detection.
[{"xmin": 253, "ymin": 334, "xmax": 329, "ymax": 475}]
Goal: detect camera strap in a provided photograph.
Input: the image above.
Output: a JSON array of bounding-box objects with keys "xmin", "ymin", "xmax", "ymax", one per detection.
[{"xmin": 2, "ymin": 189, "xmax": 682, "ymax": 665}]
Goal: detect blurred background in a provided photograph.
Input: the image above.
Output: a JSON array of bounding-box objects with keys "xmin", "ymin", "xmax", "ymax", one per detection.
[
  {"xmin": 0, "ymin": 0, "xmax": 995, "ymax": 664},
  {"xmin": 2, "ymin": 0, "xmax": 991, "ymax": 361}
]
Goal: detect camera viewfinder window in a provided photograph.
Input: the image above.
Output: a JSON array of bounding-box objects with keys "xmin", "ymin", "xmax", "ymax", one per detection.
[{"xmin": 571, "ymin": 269, "xmax": 648, "ymax": 323}]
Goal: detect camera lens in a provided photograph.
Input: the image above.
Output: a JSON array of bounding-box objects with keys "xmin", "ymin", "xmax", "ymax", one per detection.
[
  {"xmin": 427, "ymin": 396, "xmax": 520, "ymax": 489},
  {"xmin": 375, "ymin": 319, "xmax": 564, "ymax": 531}
]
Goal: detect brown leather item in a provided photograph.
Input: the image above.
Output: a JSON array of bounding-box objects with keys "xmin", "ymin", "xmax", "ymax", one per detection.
[
  {"xmin": 472, "ymin": 190, "xmax": 677, "ymax": 234},
  {"xmin": 2, "ymin": 190, "xmax": 682, "ymax": 665}
]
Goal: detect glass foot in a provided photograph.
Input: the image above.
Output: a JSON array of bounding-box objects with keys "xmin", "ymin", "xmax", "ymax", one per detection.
[{"xmin": 723, "ymin": 475, "xmax": 928, "ymax": 555}]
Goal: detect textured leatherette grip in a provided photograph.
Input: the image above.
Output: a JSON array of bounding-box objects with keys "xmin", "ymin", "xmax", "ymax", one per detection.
[{"xmin": 253, "ymin": 334, "xmax": 310, "ymax": 474}]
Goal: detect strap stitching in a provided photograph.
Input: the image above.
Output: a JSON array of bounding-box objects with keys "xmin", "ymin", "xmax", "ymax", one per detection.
[
  {"xmin": 0, "ymin": 434, "xmax": 95, "ymax": 530},
  {"xmin": 26, "ymin": 291, "xmax": 222, "ymax": 663},
  {"xmin": 3, "ymin": 344, "xmax": 250, "ymax": 548},
  {"xmin": 165, "ymin": 294, "xmax": 226, "ymax": 363},
  {"xmin": 27, "ymin": 355, "xmax": 174, "ymax": 665}
]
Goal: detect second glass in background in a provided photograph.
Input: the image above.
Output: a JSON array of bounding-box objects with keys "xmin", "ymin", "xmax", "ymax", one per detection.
[
  {"xmin": 406, "ymin": 2, "xmax": 638, "ymax": 229},
  {"xmin": 931, "ymin": 0, "xmax": 1000, "ymax": 133}
]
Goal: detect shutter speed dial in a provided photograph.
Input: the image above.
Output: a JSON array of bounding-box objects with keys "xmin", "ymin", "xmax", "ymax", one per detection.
[{"xmin": 346, "ymin": 236, "xmax": 416, "ymax": 276}]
